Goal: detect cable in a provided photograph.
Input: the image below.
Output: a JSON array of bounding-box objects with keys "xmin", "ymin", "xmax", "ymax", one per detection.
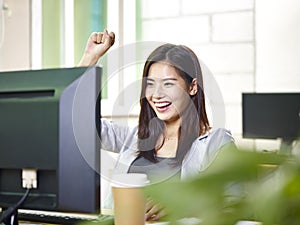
[
  {"xmin": 0, "ymin": 169, "xmax": 37, "ymax": 225},
  {"xmin": 0, "ymin": 188, "xmax": 31, "ymax": 225}
]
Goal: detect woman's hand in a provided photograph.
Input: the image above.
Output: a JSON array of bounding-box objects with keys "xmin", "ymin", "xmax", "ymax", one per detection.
[
  {"xmin": 145, "ymin": 197, "xmax": 167, "ymax": 221},
  {"xmin": 78, "ymin": 29, "xmax": 115, "ymax": 66}
]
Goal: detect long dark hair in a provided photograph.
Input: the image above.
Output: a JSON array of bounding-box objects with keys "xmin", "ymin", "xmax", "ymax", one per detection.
[{"xmin": 137, "ymin": 44, "xmax": 210, "ymax": 164}]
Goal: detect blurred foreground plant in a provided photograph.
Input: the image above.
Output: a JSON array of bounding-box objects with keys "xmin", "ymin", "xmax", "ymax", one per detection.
[{"xmin": 145, "ymin": 147, "xmax": 300, "ymax": 225}]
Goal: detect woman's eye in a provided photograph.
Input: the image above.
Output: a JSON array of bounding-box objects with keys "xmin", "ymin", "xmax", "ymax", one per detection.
[
  {"xmin": 146, "ymin": 82, "xmax": 154, "ymax": 87},
  {"xmin": 164, "ymin": 82, "xmax": 174, "ymax": 87}
]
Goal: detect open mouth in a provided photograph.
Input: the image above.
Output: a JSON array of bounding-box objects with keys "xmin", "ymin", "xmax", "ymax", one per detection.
[{"xmin": 154, "ymin": 101, "xmax": 172, "ymax": 112}]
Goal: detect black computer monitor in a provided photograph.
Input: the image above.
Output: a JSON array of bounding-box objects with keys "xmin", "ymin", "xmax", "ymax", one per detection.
[
  {"xmin": 242, "ymin": 93, "xmax": 300, "ymax": 149},
  {"xmin": 0, "ymin": 66, "xmax": 101, "ymax": 220}
]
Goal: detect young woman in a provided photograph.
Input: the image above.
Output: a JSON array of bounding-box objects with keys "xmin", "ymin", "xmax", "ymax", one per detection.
[{"xmin": 79, "ymin": 29, "xmax": 234, "ymax": 221}]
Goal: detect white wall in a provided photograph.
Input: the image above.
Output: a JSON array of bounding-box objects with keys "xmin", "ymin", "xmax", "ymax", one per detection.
[
  {"xmin": 256, "ymin": 0, "xmax": 300, "ymax": 92},
  {"xmin": 0, "ymin": 0, "xmax": 30, "ymax": 71}
]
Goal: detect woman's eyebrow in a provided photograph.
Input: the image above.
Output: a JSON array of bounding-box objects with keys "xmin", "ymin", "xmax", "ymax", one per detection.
[
  {"xmin": 146, "ymin": 77, "xmax": 177, "ymax": 82},
  {"xmin": 162, "ymin": 78, "xmax": 177, "ymax": 82},
  {"xmin": 146, "ymin": 78, "xmax": 155, "ymax": 81}
]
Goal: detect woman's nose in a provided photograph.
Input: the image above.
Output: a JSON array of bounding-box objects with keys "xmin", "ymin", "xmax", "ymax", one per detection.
[{"xmin": 152, "ymin": 84, "xmax": 164, "ymax": 98}]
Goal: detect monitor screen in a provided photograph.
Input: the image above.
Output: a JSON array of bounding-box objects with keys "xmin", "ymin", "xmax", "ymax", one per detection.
[
  {"xmin": 0, "ymin": 67, "xmax": 101, "ymax": 216},
  {"xmin": 242, "ymin": 93, "xmax": 300, "ymax": 142}
]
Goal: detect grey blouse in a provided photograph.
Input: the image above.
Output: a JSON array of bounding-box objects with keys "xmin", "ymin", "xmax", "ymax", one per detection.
[{"xmin": 100, "ymin": 119, "xmax": 235, "ymax": 209}]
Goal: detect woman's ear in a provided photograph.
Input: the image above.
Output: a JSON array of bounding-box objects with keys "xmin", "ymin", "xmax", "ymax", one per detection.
[{"xmin": 189, "ymin": 78, "xmax": 198, "ymax": 96}]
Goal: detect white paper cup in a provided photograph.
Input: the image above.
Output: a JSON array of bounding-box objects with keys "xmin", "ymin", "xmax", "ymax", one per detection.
[{"xmin": 111, "ymin": 173, "xmax": 149, "ymax": 225}]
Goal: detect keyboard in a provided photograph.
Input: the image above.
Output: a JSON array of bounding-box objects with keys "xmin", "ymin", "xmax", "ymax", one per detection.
[{"xmin": 17, "ymin": 209, "xmax": 114, "ymax": 225}]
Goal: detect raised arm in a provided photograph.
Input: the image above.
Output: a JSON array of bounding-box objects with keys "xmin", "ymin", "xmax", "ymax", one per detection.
[{"xmin": 78, "ymin": 29, "xmax": 115, "ymax": 67}]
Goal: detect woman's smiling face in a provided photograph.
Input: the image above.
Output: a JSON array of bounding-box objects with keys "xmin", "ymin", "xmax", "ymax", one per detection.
[{"xmin": 145, "ymin": 62, "xmax": 195, "ymax": 124}]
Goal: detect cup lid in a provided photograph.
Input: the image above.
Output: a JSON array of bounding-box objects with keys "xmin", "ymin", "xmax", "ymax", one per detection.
[{"xmin": 111, "ymin": 173, "xmax": 150, "ymax": 188}]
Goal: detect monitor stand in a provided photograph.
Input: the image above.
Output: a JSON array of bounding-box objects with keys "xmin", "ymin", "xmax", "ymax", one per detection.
[{"xmin": 278, "ymin": 138, "xmax": 294, "ymax": 155}]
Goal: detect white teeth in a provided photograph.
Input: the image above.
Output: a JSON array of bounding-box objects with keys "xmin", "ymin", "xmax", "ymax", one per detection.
[{"xmin": 155, "ymin": 102, "xmax": 170, "ymax": 108}]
